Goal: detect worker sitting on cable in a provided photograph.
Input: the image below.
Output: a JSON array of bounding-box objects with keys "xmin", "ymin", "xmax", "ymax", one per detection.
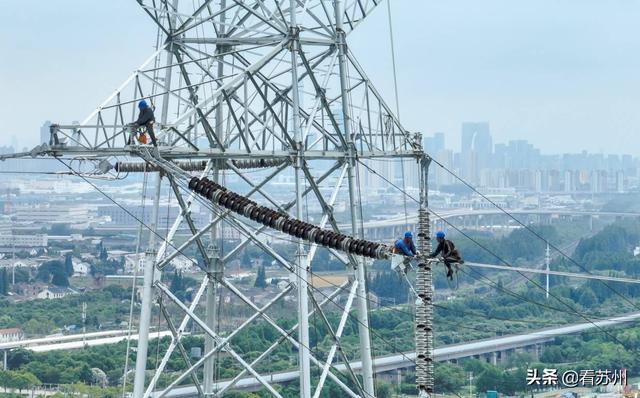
[
  {"xmin": 394, "ymin": 231, "xmax": 417, "ymax": 257},
  {"xmin": 131, "ymin": 100, "xmax": 157, "ymax": 146},
  {"xmin": 429, "ymin": 231, "xmax": 463, "ymax": 280}
]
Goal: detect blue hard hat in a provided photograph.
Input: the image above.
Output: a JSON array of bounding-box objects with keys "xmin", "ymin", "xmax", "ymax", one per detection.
[
  {"xmin": 138, "ymin": 100, "xmax": 148, "ymax": 109},
  {"xmin": 436, "ymin": 231, "xmax": 445, "ymax": 239},
  {"xmin": 404, "ymin": 231, "xmax": 413, "ymax": 238}
]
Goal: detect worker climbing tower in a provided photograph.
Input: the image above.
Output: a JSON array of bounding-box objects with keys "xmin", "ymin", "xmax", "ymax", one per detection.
[{"xmin": 19, "ymin": 1, "xmax": 434, "ymax": 396}]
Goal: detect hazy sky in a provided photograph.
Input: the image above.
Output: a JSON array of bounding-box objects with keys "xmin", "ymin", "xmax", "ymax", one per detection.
[{"xmin": 1, "ymin": 0, "xmax": 639, "ymax": 155}]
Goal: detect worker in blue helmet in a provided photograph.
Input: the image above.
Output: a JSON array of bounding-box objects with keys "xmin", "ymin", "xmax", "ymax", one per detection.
[
  {"xmin": 429, "ymin": 231, "xmax": 463, "ymax": 280},
  {"xmin": 394, "ymin": 231, "xmax": 418, "ymax": 257},
  {"xmin": 131, "ymin": 100, "xmax": 157, "ymax": 146}
]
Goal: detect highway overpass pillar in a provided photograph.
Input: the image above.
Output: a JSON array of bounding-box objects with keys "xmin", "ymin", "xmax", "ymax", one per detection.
[{"xmin": 535, "ymin": 344, "xmax": 542, "ymax": 360}]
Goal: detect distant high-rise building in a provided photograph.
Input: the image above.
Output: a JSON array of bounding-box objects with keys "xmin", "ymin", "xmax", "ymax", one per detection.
[
  {"xmin": 461, "ymin": 122, "xmax": 492, "ymax": 156},
  {"xmin": 402, "ymin": 159, "xmax": 419, "ymax": 189},
  {"xmin": 433, "ymin": 132, "xmax": 445, "ymax": 152},
  {"xmin": 493, "ymin": 143, "xmax": 507, "ymax": 169},
  {"xmin": 424, "ymin": 132, "xmax": 445, "ymax": 154},
  {"xmin": 548, "ymin": 170, "xmax": 561, "ymax": 191},
  {"xmin": 534, "ymin": 170, "xmax": 550, "ymax": 192},
  {"xmin": 564, "ymin": 170, "xmax": 574, "ymax": 193},
  {"xmin": 461, "ymin": 122, "xmax": 492, "ymax": 184},
  {"xmin": 434, "ymin": 149, "xmax": 454, "ymax": 187},
  {"xmin": 591, "ymin": 170, "xmax": 607, "ymax": 193},
  {"xmin": 591, "ymin": 171, "xmax": 600, "ymax": 193},
  {"xmin": 460, "ymin": 151, "xmax": 479, "ymax": 184},
  {"xmin": 23, "ymin": 120, "xmax": 60, "ymax": 173},
  {"xmin": 363, "ymin": 159, "xmax": 395, "ymax": 192},
  {"xmin": 479, "ymin": 169, "xmax": 501, "ymax": 188},
  {"xmin": 621, "ymin": 155, "xmax": 636, "ymax": 179},
  {"xmin": 616, "ymin": 171, "xmax": 625, "ymax": 193},
  {"xmin": 424, "ymin": 133, "xmax": 445, "ymax": 187},
  {"xmin": 503, "ymin": 140, "xmax": 539, "ymax": 169}
]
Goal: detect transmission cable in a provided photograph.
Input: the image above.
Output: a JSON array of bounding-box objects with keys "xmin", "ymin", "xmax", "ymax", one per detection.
[
  {"xmin": 154, "ymin": 292, "xmax": 164, "ymax": 377},
  {"xmin": 385, "ymin": 0, "xmax": 409, "ymax": 231},
  {"xmin": 145, "ymin": 157, "xmax": 626, "ymax": 329},
  {"xmin": 172, "ymin": 158, "xmax": 619, "ymax": 323},
  {"xmin": 313, "ymin": 269, "xmax": 562, "ymax": 326},
  {"xmin": 56, "ymin": 158, "xmax": 208, "ymax": 274},
  {"xmin": 357, "ymin": 159, "xmax": 638, "ymax": 346},
  {"xmin": 308, "ymin": 263, "xmax": 638, "ymax": 342},
  {"xmin": 429, "ymin": 157, "xmax": 640, "ymax": 313},
  {"xmin": 300, "ymin": 255, "xmax": 636, "ymax": 395},
  {"xmin": 359, "ymin": 158, "xmax": 633, "ymax": 320},
  {"xmin": 57, "ymin": 157, "xmax": 373, "ymax": 396},
  {"xmin": 300, "ymin": 268, "xmax": 465, "ymax": 389},
  {"xmin": 62, "ymin": 155, "xmax": 636, "ymax": 394},
  {"xmin": 59, "ymin": 155, "xmax": 638, "ymax": 394},
  {"xmin": 56, "ymin": 155, "xmax": 388, "ymax": 397},
  {"xmin": 307, "ymin": 266, "xmax": 621, "ymax": 340}
]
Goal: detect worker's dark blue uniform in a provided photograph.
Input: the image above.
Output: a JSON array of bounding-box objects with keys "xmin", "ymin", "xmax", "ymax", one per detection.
[
  {"xmin": 394, "ymin": 238, "xmax": 417, "ymax": 257},
  {"xmin": 133, "ymin": 100, "xmax": 157, "ymax": 146},
  {"xmin": 429, "ymin": 231, "xmax": 463, "ymax": 280}
]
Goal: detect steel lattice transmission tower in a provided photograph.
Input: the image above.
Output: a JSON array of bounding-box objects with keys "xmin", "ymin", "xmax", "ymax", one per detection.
[{"xmin": 31, "ymin": 1, "xmax": 434, "ymax": 397}]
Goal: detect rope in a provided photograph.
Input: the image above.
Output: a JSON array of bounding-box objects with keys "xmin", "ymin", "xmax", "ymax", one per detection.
[
  {"xmin": 154, "ymin": 292, "xmax": 164, "ymax": 373},
  {"xmin": 215, "ymin": 166, "xmax": 225, "ymax": 389},
  {"xmin": 387, "ymin": 0, "xmax": 401, "ymax": 120},
  {"xmin": 353, "ymin": 149, "xmax": 380, "ymax": 391},
  {"xmin": 304, "ymin": 174, "xmax": 321, "ymax": 383},
  {"xmin": 120, "ymin": 7, "xmax": 164, "ymax": 390},
  {"xmin": 163, "ymin": 181, "xmax": 173, "ymax": 262},
  {"xmin": 121, "ymin": 167, "xmax": 149, "ymax": 398},
  {"xmin": 385, "ymin": 0, "xmax": 409, "ymax": 231},
  {"xmin": 148, "ymin": 181, "xmax": 173, "ymax": 391}
]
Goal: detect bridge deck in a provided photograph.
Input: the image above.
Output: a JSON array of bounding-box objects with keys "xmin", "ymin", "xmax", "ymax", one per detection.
[{"xmin": 153, "ymin": 311, "xmax": 640, "ymax": 397}]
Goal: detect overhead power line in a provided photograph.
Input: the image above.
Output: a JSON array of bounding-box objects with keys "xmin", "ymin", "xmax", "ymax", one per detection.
[
  {"xmin": 357, "ymin": 159, "xmax": 639, "ymax": 348},
  {"xmin": 429, "ymin": 157, "xmax": 640, "ymax": 314}
]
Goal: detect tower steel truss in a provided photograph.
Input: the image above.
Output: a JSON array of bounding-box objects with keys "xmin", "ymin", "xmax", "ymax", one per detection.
[{"xmin": 21, "ymin": 1, "xmax": 434, "ymax": 397}]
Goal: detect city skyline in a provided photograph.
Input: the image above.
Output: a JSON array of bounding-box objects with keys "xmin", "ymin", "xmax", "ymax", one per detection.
[
  {"xmin": 1, "ymin": 118, "xmax": 637, "ymax": 160},
  {"xmin": 423, "ymin": 122, "xmax": 638, "ymax": 160},
  {"xmin": 421, "ymin": 122, "xmax": 638, "ymax": 193}
]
